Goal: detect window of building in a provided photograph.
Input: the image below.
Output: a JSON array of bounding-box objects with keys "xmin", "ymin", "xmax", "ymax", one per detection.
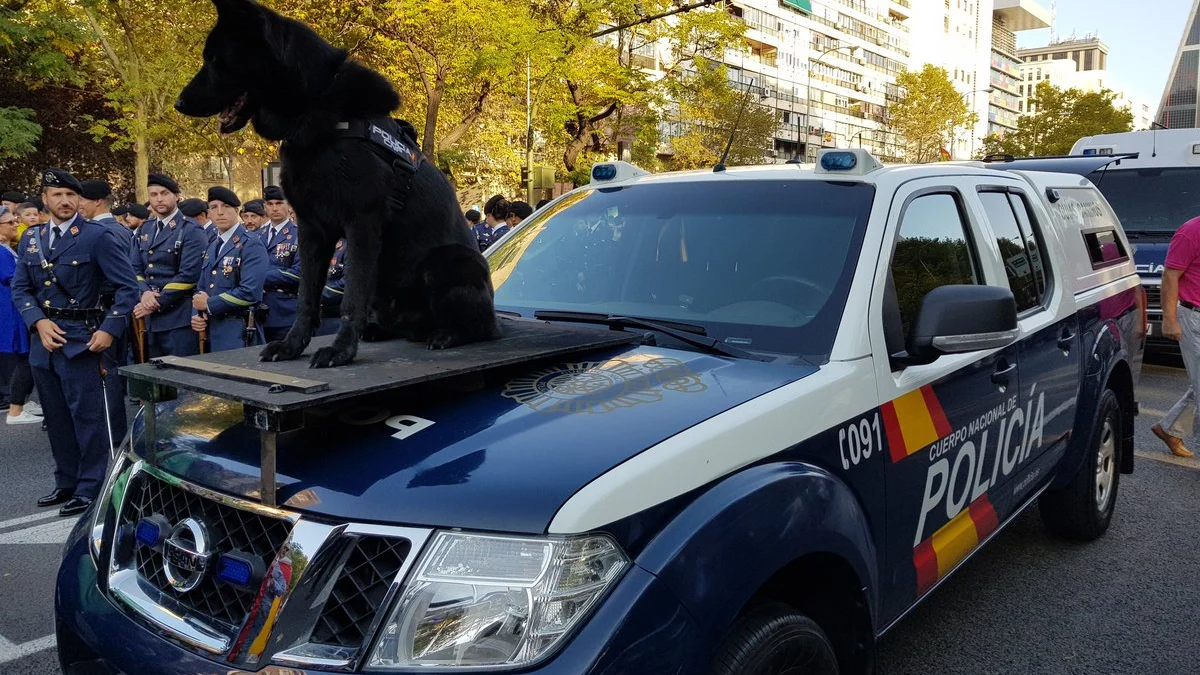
[{"xmin": 890, "ymin": 192, "xmax": 979, "ymax": 337}]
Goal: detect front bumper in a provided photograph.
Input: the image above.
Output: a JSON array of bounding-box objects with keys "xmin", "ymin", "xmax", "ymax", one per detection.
[{"xmin": 56, "ymin": 526, "xmax": 703, "ymax": 675}]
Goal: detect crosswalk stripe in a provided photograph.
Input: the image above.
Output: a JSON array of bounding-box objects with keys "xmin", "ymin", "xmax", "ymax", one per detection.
[
  {"xmin": 0, "ymin": 512, "xmax": 59, "ymax": 531},
  {"xmin": 0, "ymin": 518, "xmax": 77, "ymax": 545},
  {"xmin": 0, "ymin": 633, "xmax": 56, "ymax": 664}
]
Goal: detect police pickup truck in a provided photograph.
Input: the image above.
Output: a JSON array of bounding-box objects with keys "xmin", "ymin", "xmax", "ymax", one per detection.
[{"xmin": 59, "ymin": 149, "xmax": 1144, "ymax": 675}]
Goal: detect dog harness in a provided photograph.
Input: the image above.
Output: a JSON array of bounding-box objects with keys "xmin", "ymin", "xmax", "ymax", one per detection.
[
  {"xmin": 335, "ymin": 117, "xmax": 424, "ymax": 220},
  {"xmin": 336, "ymin": 118, "xmax": 423, "ymax": 174}
]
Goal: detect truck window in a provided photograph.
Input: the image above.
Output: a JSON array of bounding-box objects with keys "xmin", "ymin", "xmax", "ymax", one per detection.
[
  {"xmin": 1089, "ymin": 167, "xmax": 1200, "ymax": 236},
  {"xmin": 890, "ymin": 192, "xmax": 981, "ymax": 337},
  {"xmin": 979, "ymin": 191, "xmax": 1045, "ymax": 312}
]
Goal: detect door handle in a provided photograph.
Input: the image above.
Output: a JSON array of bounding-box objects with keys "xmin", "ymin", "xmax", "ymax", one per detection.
[
  {"xmin": 1057, "ymin": 331, "xmax": 1076, "ymax": 351},
  {"xmin": 991, "ymin": 361, "xmax": 1016, "ymax": 386}
]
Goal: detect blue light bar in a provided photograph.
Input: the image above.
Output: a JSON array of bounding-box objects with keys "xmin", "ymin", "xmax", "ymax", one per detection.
[
  {"xmin": 591, "ymin": 164, "xmax": 618, "ymax": 181},
  {"xmin": 216, "ymin": 551, "xmax": 265, "ymax": 587},
  {"xmin": 135, "ymin": 518, "xmax": 163, "ymax": 548},
  {"xmin": 820, "ymin": 152, "xmax": 858, "ymax": 172},
  {"xmin": 1081, "ymin": 148, "xmax": 1097, "ymax": 156}
]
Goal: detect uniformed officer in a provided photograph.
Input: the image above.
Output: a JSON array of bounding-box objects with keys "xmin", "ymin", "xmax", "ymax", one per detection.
[
  {"xmin": 191, "ymin": 187, "xmax": 268, "ymax": 352},
  {"xmin": 125, "ymin": 204, "xmax": 149, "ymax": 232},
  {"xmin": 258, "ymin": 186, "xmax": 300, "ymax": 343},
  {"xmin": 12, "ymin": 169, "xmax": 139, "ymax": 517},
  {"xmin": 180, "ymin": 197, "xmax": 218, "ymax": 245},
  {"xmin": 240, "ymin": 200, "xmax": 266, "ymax": 232},
  {"xmin": 316, "ymin": 238, "xmax": 346, "ymax": 336},
  {"xmin": 131, "ymin": 173, "xmax": 207, "ymax": 357},
  {"xmin": 79, "ymin": 179, "xmax": 134, "ymax": 444}
]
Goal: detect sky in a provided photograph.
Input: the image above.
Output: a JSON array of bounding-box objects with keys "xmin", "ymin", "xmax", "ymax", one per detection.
[{"xmin": 1014, "ymin": 0, "xmax": 1193, "ymax": 107}]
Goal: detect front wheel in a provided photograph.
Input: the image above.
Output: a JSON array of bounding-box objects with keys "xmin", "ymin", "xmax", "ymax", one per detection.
[
  {"xmin": 1038, "ymin": 388, "xmax": 1123, "ymax": 541},
  {"xmin": 711, "ymin": 603, "xmax": 839, "ymax": 675}
]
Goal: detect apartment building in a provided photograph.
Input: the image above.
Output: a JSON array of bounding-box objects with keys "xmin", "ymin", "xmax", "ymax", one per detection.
[{"xmin": 1019, "ymin": 58, "xmax": 1154, "ymax": 130}]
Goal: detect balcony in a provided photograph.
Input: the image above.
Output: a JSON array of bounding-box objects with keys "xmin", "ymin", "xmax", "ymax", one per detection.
[
  {"xmin": 889, "ymin": 0, "xmax": 911, "ymax": 19},
  {"xmin": 993, "ymin": 0, "xmax": 1052, "ymax": 32}
]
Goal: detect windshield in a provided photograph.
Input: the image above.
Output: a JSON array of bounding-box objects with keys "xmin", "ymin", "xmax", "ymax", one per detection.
[
  {"xmin": 1089, "ymin": 167, "xmax": 1200, "ymax": 235},
  {"xmin": 487, "ymin": 179, "xmax": 876, "ymax": 359}
]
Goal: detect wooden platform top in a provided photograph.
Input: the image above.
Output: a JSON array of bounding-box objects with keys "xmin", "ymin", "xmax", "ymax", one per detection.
[{"xmin": 120, "ymin": 318, "xmax": 639, "ymax": 412}]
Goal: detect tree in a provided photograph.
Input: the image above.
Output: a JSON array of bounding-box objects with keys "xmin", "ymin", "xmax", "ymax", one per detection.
[
  {"xmin": 661, "ymin": 59, "xmax": 775, "ymax": 170},
  {"xmin": 0, "ymin": 108, "xmax": 40, "ymax": 160},
  {"xmin": 886, "ymin": 64, "xmax": 976, "ymax": 164},
  {"xmin": 979, "ymin": 82, "xmax": 1133, "ymax": 157}
]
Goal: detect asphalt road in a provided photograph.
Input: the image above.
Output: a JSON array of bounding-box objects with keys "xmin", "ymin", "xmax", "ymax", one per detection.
[{"xmin": 1, "ymin": 357, "xmax": 1198, "ymax": 674}]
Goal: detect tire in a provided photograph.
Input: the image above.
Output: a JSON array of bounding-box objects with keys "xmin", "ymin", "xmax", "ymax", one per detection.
[
  {"xmin": 1038, "ymin": 388, "xmax": 1123, "ymax": 541},
  {"xmin": 711, "ymin": 603, "xmax": 840, "ymax": 675}
]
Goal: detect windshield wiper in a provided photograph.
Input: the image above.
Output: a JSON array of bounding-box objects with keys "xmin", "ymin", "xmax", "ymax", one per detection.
[
  {"xmin": 1125, "ymin": 229, "xmax": 1176, "ymax": 240},
  {"xmin": 534, "ymin": 311, "xmax": 769, "ymax": 361}
]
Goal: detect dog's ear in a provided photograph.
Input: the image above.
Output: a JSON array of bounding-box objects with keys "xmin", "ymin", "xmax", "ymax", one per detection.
[{"xmin": 212, "ymin": 0, "xmax": 257, "ymax": 16}]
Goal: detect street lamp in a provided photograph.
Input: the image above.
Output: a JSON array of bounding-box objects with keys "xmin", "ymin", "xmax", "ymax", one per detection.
[{"xmin": 798, "ymin": 44, "xmax": 859, "ymax": 162}]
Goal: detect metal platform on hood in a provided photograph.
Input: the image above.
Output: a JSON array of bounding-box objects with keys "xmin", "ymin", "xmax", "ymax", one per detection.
[{"xmin": 120, "ymin": 317, "xmax": 638, "ymax": 505}]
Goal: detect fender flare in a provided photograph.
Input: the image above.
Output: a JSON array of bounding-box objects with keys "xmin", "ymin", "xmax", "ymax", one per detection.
[{"xmin": 634, "ymin": 461, "xmax": 879, "ymax": 654}]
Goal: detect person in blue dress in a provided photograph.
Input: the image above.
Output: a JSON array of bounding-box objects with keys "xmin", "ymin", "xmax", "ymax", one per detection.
[
  {"xmin": 0, "ymin": 206, "xmax": 41, "ymax": 425},
  {"xmin": 190, "ymin": 187, "xmax": 268, "ymax": 352}
]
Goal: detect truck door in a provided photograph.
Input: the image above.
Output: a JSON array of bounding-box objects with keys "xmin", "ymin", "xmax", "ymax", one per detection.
[
  {"xmin": 869, "ymin": 180, "xmax": 1021, "ymax": 625},
  {"xmin": 972, "ymin": 186, "xmax": 1080, "ymax": 500}
]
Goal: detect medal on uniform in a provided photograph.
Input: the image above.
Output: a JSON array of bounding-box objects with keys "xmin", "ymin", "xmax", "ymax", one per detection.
[{"xmin": 69, "ymin": 226, "xmax": 79, "ymax": 236}]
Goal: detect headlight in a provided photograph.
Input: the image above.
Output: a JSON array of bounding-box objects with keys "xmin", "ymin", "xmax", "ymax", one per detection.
[
  {"xmin": 366, "ymin": 532, "xmax": 629, "ymax": 670},
  {"xmin": 88, "ymin": 452, "xmax": 134, "ymax": 565}
]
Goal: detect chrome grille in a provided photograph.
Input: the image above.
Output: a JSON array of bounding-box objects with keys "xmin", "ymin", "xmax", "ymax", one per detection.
[
  {"xmin": 1146, "ymin": 285, "xmax": 1161, "ymax": 310},
  {"xmin": 120, "ymin": 472, "xmax": 292, "ymax": 628},
  {"xmin": 310, "ymin": 536, "xmax": 411, "ymax": 648}
]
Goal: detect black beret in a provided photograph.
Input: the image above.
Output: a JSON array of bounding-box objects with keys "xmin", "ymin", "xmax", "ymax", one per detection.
[
  {"xmin": 465, "ymin": 209, "xmax": 481, "ymax": 223},
  {"xmin": 79, "ymin": 179, "xmax": 112, "ymax": 201},
  {"xmin": 207, "ymin": 186, "xmax": 240, "ymax": 208},
  {"xmin": 128, "ymin": 204, "xmax": 150, "ymax": 219},
  {"xmin": 112, "ymin": 205, "xmax": 130, "ymax": 217},
  {"xmin": 147, "ymin": 172, "xmax": 181, "ymax": 194},
  {"xmin": 41, "ymin": 168, "xmax": 82, "ymax": 194},
  {"xmin": 1, "ymin": 191, "xmax": 25, "ymax": 203},
  {"xmin": 509, "ymin": 201, "xmax": 533, "ymax": 220},
  {"xmin": 241, "ymin": 199, "xmax": 266, "ymax": 216},
  {"xmin": 263, "ymin": 185, "xmax": 285, "ymax": 202},
  {"xmin": 179, "ymin": 198, "xmax": 208, "ymax": 218}
]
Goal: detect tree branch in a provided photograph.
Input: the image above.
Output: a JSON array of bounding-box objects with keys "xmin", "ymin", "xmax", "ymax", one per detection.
[
  {"xmin": 438, "ymin": 80, "xmax": 493, "ymax": 148},
  {"xmin": 589, "ymin": 0, "xmax": 720, "ymax": 38}
]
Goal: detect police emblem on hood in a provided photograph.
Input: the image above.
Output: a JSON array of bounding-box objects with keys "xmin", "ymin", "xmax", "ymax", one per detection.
[{"xmin": 502, "ymin": 356, "xmax": 706, "ymax": 415}]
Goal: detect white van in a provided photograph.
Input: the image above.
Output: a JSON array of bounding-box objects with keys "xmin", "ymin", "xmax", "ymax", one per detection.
[{"xmin": 1070, "ymin": 129, "xmax": 1200, "ymax": 349}]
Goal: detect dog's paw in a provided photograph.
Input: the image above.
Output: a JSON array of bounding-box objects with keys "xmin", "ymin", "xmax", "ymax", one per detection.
[
  {"xmin": 309, "ymin": 345, "xmax": 355, "ymax": 368},
  {"xmin": 427, "ymin": 330, "xmax": 466, "ymax": 351},
  {"xmin": 260, "ymin": 339, "xmax": 305, "ymax": 362}
]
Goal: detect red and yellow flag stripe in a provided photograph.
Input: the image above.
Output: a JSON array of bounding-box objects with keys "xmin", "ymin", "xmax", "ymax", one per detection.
[
  {"xmin": 913, "ymin": 495, "xmax": 1000, "ymax": 595},
  {"xmin": 881, "ymin": 385, "xmax": 953, "ymax": 463}
]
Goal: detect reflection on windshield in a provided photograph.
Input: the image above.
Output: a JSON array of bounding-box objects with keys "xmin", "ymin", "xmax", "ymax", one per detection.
[
  {"xmin": 1090, "ymin": 167, "xmax": 1200, "ymax": 233},
  {"xmin": 487, "ymin": 179, "xmax": 875, "ymax": 357}
]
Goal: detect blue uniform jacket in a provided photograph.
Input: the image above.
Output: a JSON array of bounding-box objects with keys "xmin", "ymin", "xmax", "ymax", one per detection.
[
  {"xmin": 321, "ymin": 239, "xmax": 346, "ymax": 314},
  {"xmin": 131, "ymin": 211, "xmax": 207, "ymax": 332},
  {"xmin": 200, "ymin": 222, "xmax": 219, "ymax": 246},
  {"xmin": 259, "ymin": 219, "xmax": 300, "ymax": 330},
  {"xmin": 471, "ymin": 223, "xmax": 492, "ymax": 251},
  {"xmin": 196, "ymin": 224, "xmax": 268, "ymax": 351},
  {"xmin": 11, "ymin": 215, "xmax": 140, "ymax": 366}
]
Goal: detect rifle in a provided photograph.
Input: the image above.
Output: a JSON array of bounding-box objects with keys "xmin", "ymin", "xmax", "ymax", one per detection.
[
  {"xmin": 244, "ymin": 307, "xmax": 259, "ymax": 347},
  {"xmin": 198, "ymin": 310, "xmax": 210, "ymax": 354},
  {"xmin": 131, "ymin": 315, "xmax": 148, "ymax": 364}
]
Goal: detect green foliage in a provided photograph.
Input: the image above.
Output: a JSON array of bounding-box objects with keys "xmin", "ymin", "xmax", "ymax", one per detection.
[
  {"xmin": 886, "ymin": 65, "xmax": 976, "ymax": 164},
  {"xmin": 0, "ymin": 107, "xmax": 41, "ymax": 160},
  {"xmin": 892, "ymin": 237, "xmax": 974, "ymax": 335},
  {"xmin": 661, "ymin": 59, "xmax": 774, "ymax": 170},
  {"xmin": 979, "ymin": 81, "xmax": 1133, "ymax": 157}
]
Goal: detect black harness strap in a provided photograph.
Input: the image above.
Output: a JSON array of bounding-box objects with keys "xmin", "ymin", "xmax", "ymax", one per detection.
[{"xmin": 336, "ymin": 117, "xmax": 424, "ymax": 217}]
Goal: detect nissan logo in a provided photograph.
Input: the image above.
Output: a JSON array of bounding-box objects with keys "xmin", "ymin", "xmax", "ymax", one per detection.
[{"xmin": 163, "ymin": 518, "xmax": 213, "ymax": 593}]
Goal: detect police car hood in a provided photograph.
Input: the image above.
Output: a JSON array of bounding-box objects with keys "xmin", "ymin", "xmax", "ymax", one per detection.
[{"xmin": 134, "ymin": 345, "xmax": 812, "ymax": 533}]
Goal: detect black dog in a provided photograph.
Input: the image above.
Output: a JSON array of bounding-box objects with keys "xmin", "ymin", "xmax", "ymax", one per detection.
[{"xmin": 175, "ymin": 0, "xmax": 501, "ymax": 367}]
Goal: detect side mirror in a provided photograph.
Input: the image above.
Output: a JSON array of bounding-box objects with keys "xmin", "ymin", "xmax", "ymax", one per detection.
[{"xmin": 904, "ymin": 285, "xmax": 1019, "ymax": 363}]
